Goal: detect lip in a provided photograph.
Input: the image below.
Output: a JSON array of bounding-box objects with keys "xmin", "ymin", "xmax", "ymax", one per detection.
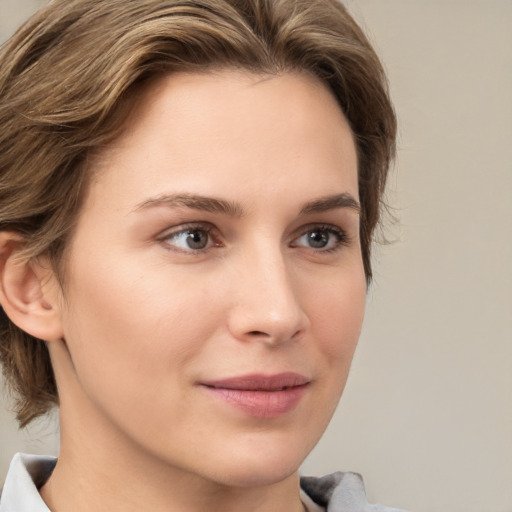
[{"xmin": 199, "ymin": 372, "xmax": 310, "ymax": 418}]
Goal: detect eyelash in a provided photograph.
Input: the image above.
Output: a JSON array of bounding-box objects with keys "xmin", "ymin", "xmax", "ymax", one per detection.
[
  {"xmin": 158, "ymin": 222, "xmax": 350, "ymax": 255},
  {"xmin": 158, "ymin": 222, "xmax": 219, "ymax": 254},
  {"xmin": 292, "ymin": 224, "xmax": 350, "ymax": 253}
]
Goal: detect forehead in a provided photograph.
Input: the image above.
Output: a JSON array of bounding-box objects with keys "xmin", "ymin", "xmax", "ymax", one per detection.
[
  {"xmin": 115, "ymin": 70, "xmax": 352, "ymax": 144},
  {"xmin": 85, "ymin": 70, "xmax": 358, "ymax": 209}
]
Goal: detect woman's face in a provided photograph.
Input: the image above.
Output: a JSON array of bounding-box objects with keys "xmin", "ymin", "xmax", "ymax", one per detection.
[{"xmin": 52, "ymin": 71, "xmax": 366, "ymax": 486}]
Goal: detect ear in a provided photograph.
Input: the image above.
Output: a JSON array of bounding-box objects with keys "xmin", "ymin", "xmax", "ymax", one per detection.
[{"xmin": 0, "ymin": 232, "xmax": 64, "ymax": 342}]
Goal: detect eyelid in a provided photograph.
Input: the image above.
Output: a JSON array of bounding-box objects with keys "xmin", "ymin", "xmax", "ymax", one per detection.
[
  {"xmin": 155, "ymin": 221, "xmax": 351, "ymax": 255},
  {"xmin": 157, "ymin": 222, "xmax": 221, "ymax": 253},
  {"xmin": 290, "ymin": 223, "xmax": 351, "ymax": 252}
]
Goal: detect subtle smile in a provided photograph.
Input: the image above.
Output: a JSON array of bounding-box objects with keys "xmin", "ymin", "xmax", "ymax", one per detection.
[{"xmin": 199, "ymin": 373, "xmax": 310, "ymax": 418}]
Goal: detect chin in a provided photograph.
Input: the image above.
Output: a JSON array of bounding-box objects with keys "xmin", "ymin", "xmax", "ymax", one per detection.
[
  {"xmin": 212, "ymin": 460, "xmax": 301, "ymax": 489},
  {"xmin": 199, "ymin": 433, "xmax": 314, "ymax": 488}
]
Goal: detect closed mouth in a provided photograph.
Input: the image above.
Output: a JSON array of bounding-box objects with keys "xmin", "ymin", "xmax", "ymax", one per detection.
[
  {"xmin": 200, "ymin": 372, "xmax": 310, "ymax": 391},
  {"xmin": 199, "ymin": 372, "xmax": 310, "ymax": 418}
]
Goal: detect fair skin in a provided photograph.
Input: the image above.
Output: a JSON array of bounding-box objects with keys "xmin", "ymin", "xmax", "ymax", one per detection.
[{"xmin": 0, "ymin": 71, "xmax": 365, "ymax": 512}]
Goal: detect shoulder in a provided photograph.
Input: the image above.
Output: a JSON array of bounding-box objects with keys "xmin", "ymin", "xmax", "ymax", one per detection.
[{"xmin": 300, "ymin": 471, "xmax": 408, "ymax": 512}]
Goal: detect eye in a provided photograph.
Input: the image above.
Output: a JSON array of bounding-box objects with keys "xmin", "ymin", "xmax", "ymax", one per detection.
[
  {"xmin": 160, "ymin": 224, "xmax": 218, "ymax": 253},
  {"xmin": 292, "ymin": 225, "xmax": 348, "ymax": 252}
]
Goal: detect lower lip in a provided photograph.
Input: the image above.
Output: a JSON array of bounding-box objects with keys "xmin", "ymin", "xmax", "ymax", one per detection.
[{"xmin": 202, "ymin": 385, "xmax": 308, "ymax": 418}]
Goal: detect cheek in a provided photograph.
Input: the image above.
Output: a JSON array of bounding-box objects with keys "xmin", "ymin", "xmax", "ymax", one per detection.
[
  {"xmin": 296, "ymin": 270, "xmax": 366, "ymax": 449},
  {"xmin": 307, "ymin": 269, "xmax": 366, "ymax": 361},
  {"xmin": 59, "ymin": 252, "xmax": 222, "ymax": 404}
]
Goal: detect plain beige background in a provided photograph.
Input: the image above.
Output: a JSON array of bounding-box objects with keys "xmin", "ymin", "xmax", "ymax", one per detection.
[{"xmin": 1, "ymin": 1, "xmax": 511, "ymax": 511}]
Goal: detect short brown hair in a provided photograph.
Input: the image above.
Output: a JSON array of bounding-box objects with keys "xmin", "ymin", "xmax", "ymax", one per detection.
[{"xmin": 0, "ymin": 0, "xmax": 396, "ymax": 427}]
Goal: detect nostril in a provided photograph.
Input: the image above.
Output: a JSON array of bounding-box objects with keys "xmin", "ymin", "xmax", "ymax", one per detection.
[{"xmin": 248, "ymin": 330, "xmax": 268, "ymax": 336}]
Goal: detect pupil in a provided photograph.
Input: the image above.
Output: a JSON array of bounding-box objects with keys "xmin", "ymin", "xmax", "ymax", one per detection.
[
  {"xmin": 308, "ymin": 230, "xmax": 329, "ymax": 248},
  {"xmin": 186, "ymin": 230, "xmax": 208, "ymax": 249}
]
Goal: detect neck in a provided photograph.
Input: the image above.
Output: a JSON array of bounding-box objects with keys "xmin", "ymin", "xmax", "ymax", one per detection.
[{"xmin": 41, "ymin": 441, "xmax": 305, "ymax": 512}]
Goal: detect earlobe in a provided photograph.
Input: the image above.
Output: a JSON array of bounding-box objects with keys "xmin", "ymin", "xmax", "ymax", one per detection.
[{"xmin": 0, "ymin": 232, "xmax": 64, "ymax": 342}]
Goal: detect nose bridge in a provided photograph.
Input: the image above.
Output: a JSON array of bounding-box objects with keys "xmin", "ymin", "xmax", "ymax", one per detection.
[{"xmin": 228, "ymin": 238, "xmax": 308, "ymax": 343}]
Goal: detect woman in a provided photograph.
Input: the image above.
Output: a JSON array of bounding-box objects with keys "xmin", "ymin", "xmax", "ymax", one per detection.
[{"xmin": 0, "ymin": 1, "xmax": 400, "ymax": 510}]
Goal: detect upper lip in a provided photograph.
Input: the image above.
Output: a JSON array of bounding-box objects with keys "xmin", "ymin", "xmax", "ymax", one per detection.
[{"xmin": 200, "ymin": 372, "xmax": 310, "ymax": 391}]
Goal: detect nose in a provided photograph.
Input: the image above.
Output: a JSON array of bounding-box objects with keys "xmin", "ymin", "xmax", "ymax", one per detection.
[{"xmin": 227, "ymin": 246, "xmax": 309, "ymax": 346}]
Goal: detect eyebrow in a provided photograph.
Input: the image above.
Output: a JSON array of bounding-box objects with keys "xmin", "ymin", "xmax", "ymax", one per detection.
[
  {"xmin": 134, "ymin": 192, "xmax": 360, "ymax": 216},
  {"xmin": 300, "ymin": 193, "xmax": 360, "ymax": 215},
  {"xmin": 135, "ymin": 193, "xmax": 244, "ymax": 217}
]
